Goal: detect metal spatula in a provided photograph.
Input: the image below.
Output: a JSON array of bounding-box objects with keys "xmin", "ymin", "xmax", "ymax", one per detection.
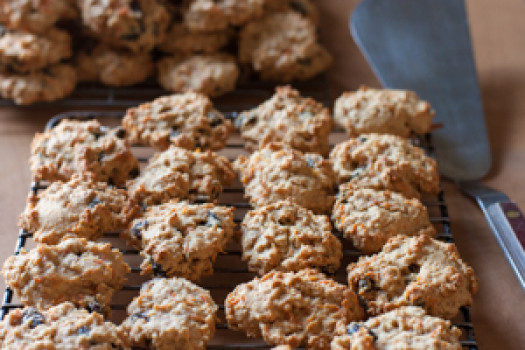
[{"xmin": 351, "ymin": 0, "xmax": 525, "ymax": 289}]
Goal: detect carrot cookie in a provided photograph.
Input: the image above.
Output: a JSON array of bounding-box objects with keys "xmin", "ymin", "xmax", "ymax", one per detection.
[
  {"xmin": 29, "ymin": 119, "xmax": 139, "ymax": 185},
  {"xmin": 127, "ymin": 146, "xmax": 235, "ymax": 206},
  {"xmin": 347, "ymin": 234, "xmax": 478, "ymax": 319},
  {"xmin": 0, "ymin": 303, "xmax": 129, "ymax": 349},
  {"xmin": 334, "ymin": 87, "xmax": 435, "ymax": 137},
  {"xmin": 330, "ymin": 134, "xmax": 440, "ymax": 198},
  {"xmin": 239, "ymin": 11, "xmax": 331, "ymax": 82},
  {"xmin": 0, "ymin": 63, "xmax": 76, "ymax": 104},
  {"xmin": 241, "ymin": 200, "xmax": 342, "ymax": 275},
  {"xmin": 225, "ymin": 269, "xmax": 364, "ymax": 349},
  {"xmin": 157, "ymin": 54, "xmax": 239, "ymax": 97},
  {"xmin": 234, "ymin": 143, "xmax": 336, "ymax": 214},
  {"xmin": 0, "ymin": 27, "xmax": 72, "ymax": 73},
  {"xmin": 18, "ymin": 173, "xmax": 139, "ymax": 245},
  {"xmin": 332, "ymin": 184, "xmax": 436, "ymax": 253},
  {"xmin": 331, "ymin": 306, "xmax": 462, "ymax": 350},
  {"xmin": 236, "ymin": 85, "xmax": 332, "ymax": 155},
  {"xmin": 121, "ymin": 277, "xmax": 217, "ymax": 350},
  {"xmin": 123, "ymin": 92, "xmax": 233, "ymax": 151},
  {"xmin": 2, "ymin": 237, "xmax": 130, "ymax": 315}
]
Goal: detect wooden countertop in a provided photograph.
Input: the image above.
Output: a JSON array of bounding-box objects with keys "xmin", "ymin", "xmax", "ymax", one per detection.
[{"xmin": 1, "ymin": 0, "xmax": 524, "ymax": 348}]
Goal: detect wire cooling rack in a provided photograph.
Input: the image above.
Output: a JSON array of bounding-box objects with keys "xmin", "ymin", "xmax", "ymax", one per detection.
[{"xmin": 0, "ymin": 84, "xmax": 478, "ymax": 349}]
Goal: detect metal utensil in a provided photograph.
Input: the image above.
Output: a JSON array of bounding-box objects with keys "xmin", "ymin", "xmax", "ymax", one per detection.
[{"xmin": 350, "ymin": 0, "xmax": 525, "ymax": 288}]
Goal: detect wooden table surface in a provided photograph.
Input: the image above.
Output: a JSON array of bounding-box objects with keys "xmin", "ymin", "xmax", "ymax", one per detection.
[{"xmin": 1, "ymin": 0, "xmax": 524, "ymax": 348}]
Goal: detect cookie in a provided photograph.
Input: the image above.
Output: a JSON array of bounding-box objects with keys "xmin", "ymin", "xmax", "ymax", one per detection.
[
  {"xmin": 157, "ymin": 54, "xmax": 239, "ymax": 97},
  {"xmin": 123, "ymin": 91, "xmax": 233, "ymax": 151},
  {"xmin": 0, "ymin": 27, "xmax": 72, "ymax": 73},
  {"xmin": 329, "ymin": 134, "xmax": 440, "ymax": 198},
  {"xmin": 18, "ymin": 173, "xmax": 140, "ymax": 245},
  {"xmin": 127, "ymin": 146, "xmax": 236, "ymax": 206},
  {"xmin": 159, "ymin": 22, "xmax": 231, "ymax": 54},
  {"xmin": 2, "ymin": 237, "xmax": 130, "ymax": 314},
  {"xmin": 29, "ymin": 119, "xmax": 139, "ymax": 186},
  {"xmin": 121, "ymin": 277, "xmax": 217, "ymax": 350},
  {"xmin": 334, "ymin": 87, "xmax": 435, "ymax": 137},
  {"xmin": 184, "ymin": 0, "xmax": 265, "ymax": 32},
  {"xmin": 75, "ymin": 43, "xmax": 153, "ymax": 86},
  {"xmin": 234, "ymin": 143, "xmax": 336, "ymax": 214},
  {"xmin": 79, "ymin": 0, "xmax": 169, "ymax": 52},
  {"xmin": 236, "ymin": 85, "xmax": 333, "ymax": 155},
  {"xmin": 0, "ymin": 303, "xmax": 129, "ymax": 349},
  {"xmin": 0, "ymin": 0, "xmax": 77, "ymax": 33},
  {"xmin": 0, "ymin": 63, "xmax": 77, "ymax": 104},
  {"xmin": 241, "ymin": 199, "xmax": 342, "ymax": 275},
  {"xmin": 347, "ymin": 234, "xmax": 478, "ymax": 319},
  {"xmin": 332, "ymin": 184, "xmax": 436, "ymax": 254},
  {"xmin": 239, "ymin": 11, "xmax": 331, "ymax": 82},
  {"xmin": 124, "ymin": 200, "xmax": 235, "ymax": 281},
  {"xmin": 225, "ymin": 269, "xmax": 364, "ymax": 349},
  {"xmin": 331, "ymin": 306, "xmax": 462, "ymax": 350}
]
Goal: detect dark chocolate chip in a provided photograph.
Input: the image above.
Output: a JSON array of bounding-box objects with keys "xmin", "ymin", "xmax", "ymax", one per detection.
[
  {"xmin": 115, "ymin": 128, "xmax": 126, "ymax": 139},
  {"xmin": 207, "ymin": 111, "xmax": 223, "ymax": 127},
  {"xmin": 408, "ymin": 263, "xmax": 420, "ymax": 273},
  {"xmin": 131, "ymin": 220, "xmax": 148, "ymax": 239},
  {"xmin": 131, "ymin": 312, "xmax": 149, "ymax": 322},
  {"xmin": 368, "ymin": 329, "xmax": 378, "ymax": 342},
  {"xmin": 86, "ymin": 301, "xmax": 103, "ymax": 314},
  {"xmin": 147, "ymin": 257, "xmax": 166, "ymax": 277},
  {"xmin": 349, "ymin": 165, "xmax": 367, "ymax": 180},
  {"xmin": 77, "ymin": 325, "xmax": 90, "ymax": 335},
  {"xmin": 206, "ymin": 211, "xmax": 221, "ymax": 227},
  {"xmin": 169, "ymin": 126, "xmax": 180, "ymax": 139},
  {"xmin": 21, "ymin": 308, "xmax": 45, "ymax": 329},
  {"xmin": 358, "ymin": 136, "xmax": 368, "ymax": 143},
  {"xmin": 235, "ymin": 113, "xmax": 257, "ymax": 129},
  {"xmin": 358, "ymin": 276, "xmax": 376, "ymax": 293},
  {"xmin": 278, "ymin": 216, "xmax": 295, "ymax": 226},
  {"xmin": 89, "ymin": 197, "xmax": 102, "ymax": 208},
  {"xmin": 346, "ymin": 322, "xmax": 361, "ymax": 335}
]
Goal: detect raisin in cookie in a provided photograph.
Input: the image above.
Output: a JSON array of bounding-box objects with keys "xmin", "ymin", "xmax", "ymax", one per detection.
[
  {"xmin": 121, "ymin": 277, "xmax": 217, "ymax": 350},
  {"xmin": 331, "ymin": 307, "xmax": 462, "ymax": 350},
  {"xmin": 241, "ymin": 200, "xmax": 342, "ymax": 275},
  {"xmin": 159, "ymin": 22, "xmax": 231, "ymax": 54},
  {"xmin": 79, "ymin": 0, "xmax": 169, "ymax": 52},
  {"xmin": 236, "ymin": 85, "xmax": 332, "ymax": 155},
  {"xmin": 0, "ymin": 303, "xmax": 129, "ymax": 349},
  {"xmin": 330, "ymin": 134, "xmax": 439, "ymax": 198},
  {"xmin": 124, "ymin": 201, "xmax": 234, "ymax": 281},
  {"xmin": 332, "ymin": 184, "xmax": 436, "ymax": 254},
  {"xmin": 157, "ymin": 54, "xmax": 239, "ymax": 97},
  {"xmin": 334, "ymin": 87, "xmax": 435, "ymax": 137},
  {"xmin": 225, "ymin": 269, "xmax": 364, "ymax": 349},
  {"xmin": 18, "ymin": 173, "xmax": 140, "ymax": 245},
  {"xmin": 123, "ymin": 91, "xmax": 233, "ymax": 151},
  {"xmin": 347, "ymin": 234, "xmax": 478, "ymax": 319},
  {"xmin": 0, "ymin": 27, "xmax": 72, "ymax": 73},
  {"xmin": 234, "ymin": 143, "xmax": 335, "ymax": 214},
  {"xmin": 239, "ymin": 11, "xmax": 331, "ymax": 82},
  {"xmin": 0, "ymin": 63, "xmax": 76, "ymax": 105},
  {"xmin": 2, "ymin": 237, "xmax": 130, "ymax": 314},
  {"xmin": 127, "ymin": 146, "xmax": 236, "ymax": 205},
  {"xmin": 29, "ymin": 119, "xmax": 139, "ymax": 185}
]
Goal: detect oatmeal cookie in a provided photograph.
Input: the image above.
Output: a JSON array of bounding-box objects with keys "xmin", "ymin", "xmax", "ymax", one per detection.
[
  {"xmin": 159, "ymin": 22, "xmax": 231, "ymax": 54},
  {"xmin": 225, "ymin": 269, "xmax": 364, "ymax": 349},
  {"xmin": 236, "ymin": 85, "xmax": 332, "ymax": 155},
  {"xmin": 127, "ymin": 146, "xmax": 235, "ymax": 205},
  {"xmin": 2, "ymin": 237, "xmax": 130, "ymax": 314},
  {"xmin": 330, "ymin": 134, "xmax": 440, "ymax": 198},
  {"xmin": 75, "ymin": 43, "xmax": 153, "ymax": 86},
  {"xmin": 332, "ymin": 184, "xmax": 436, "ymax": 254},
  {"xmin": 124, "ymin": 201, "xmax": 234, "ymax": 281},
  {"xmin": 79, "ymin": 0, "xmax": 169, "ymax": 52},
  {"xmin": 0, "ymin": 63, "xmax": 77, "ymax": 105},
  {"xmin": 29, "ymin": 119, "xmax": 139, "ymax": 185},
  {"xmin": 123, "ymin": 91, "xmax": 233, "ymax": 151},
  {"xmin": 241, "ymin": 200, "xmax": 342, "ymax": 275},
  {"xmin": 18, "ymin": 173, "xmax": 140, "ymax": 245},
  {"xmin": 234, "ymin": 143, "xmax": 336, "ymax": 214},
  {"xmin": 347, "ymin": 234, "xmax": 478, "ymax": 319},
  {"xmin": 0, "ymin": 303, "xmax": 129, "ymax": 349},
  {"xmin": 0, "ymin": 27, "xmax": 72, "ymax": 73},
  {"xmin": 239, "ymin": 11, "xmax": 331, "ymax": 82},
  {"xmin": 121, "ymin": 277, "xmax": 217, "ymax": 350},
  {"xmin": 334, "ymin": 87, "xmax": 435, "ymax": 137},
  {"xmin": 157, "ymin": 54, "xmax": 239, "ymax": 97},
  {"xmin": 331, "ymin": 306, "xmax": 462, "ymax": 350}
]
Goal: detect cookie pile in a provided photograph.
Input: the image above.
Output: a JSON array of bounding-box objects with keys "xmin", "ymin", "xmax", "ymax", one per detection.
[
  {"xmin": 0, "ymin": 0, "xmax": 331, "ymax": 105},
  {"xmin": 1, "ymin": 87, "xmax": 478, "ymax": 349}
]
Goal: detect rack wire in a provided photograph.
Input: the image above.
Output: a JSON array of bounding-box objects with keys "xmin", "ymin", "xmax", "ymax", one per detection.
[{"xmin": 0, "ymin": 81, "xmax": 477, "ymax": 349}]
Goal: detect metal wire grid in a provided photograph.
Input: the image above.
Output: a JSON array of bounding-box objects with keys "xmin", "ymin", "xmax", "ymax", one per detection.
[{"xmin": 0, "ymin": 109, "xmax": 477, "ymax": 349}]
